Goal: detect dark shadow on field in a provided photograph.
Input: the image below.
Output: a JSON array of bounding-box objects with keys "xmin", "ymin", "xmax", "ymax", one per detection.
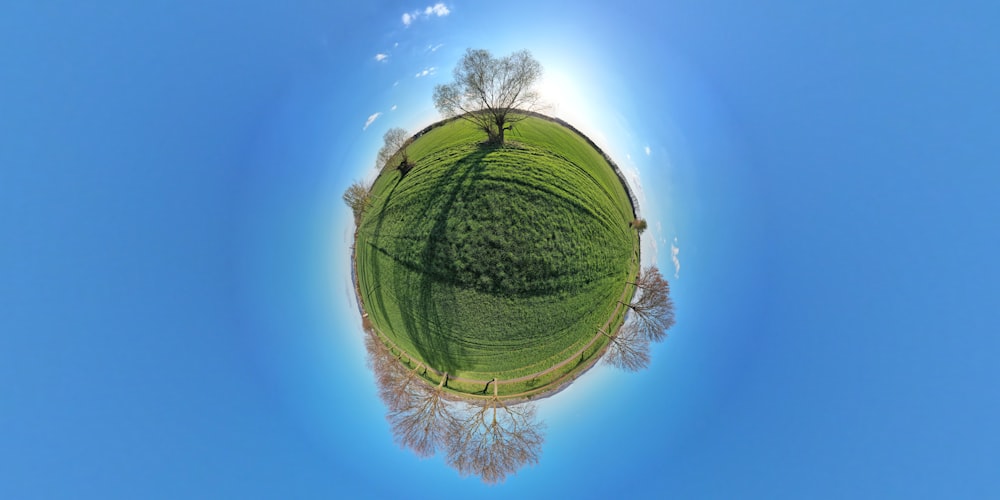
[
  {"xmin": 367, "ymin": 143, "xmax": 613, "ymax": 300},
  {"xmin": 367, "ymin": 144, "xmax": 495, "ymax": 373},
  {"xmin": 365, "ymin": 179, "xmax": 402, "ymax": 335}
]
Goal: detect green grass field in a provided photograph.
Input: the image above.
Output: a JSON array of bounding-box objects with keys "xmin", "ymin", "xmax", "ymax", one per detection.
[{"xmin": 355, "ymin": 115, "xmax": 638, "ymax": 396}]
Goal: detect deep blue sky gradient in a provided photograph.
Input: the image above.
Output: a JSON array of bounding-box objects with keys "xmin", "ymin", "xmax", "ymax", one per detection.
[{"xmin": 2, "ymin": 1, "xmax": 998, "ymax": 498}]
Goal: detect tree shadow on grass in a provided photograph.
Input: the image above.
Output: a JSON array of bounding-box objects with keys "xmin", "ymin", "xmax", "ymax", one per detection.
[
  {"xmin": 371, "ymin": 145, "xmax": 609, "ymax": 300},
  {"xmin": 364, "ymin": 179, "xmax": 402, "ymax": 335},
  {"xmin": 369, "ymin": 144, "xmax": 494, "ymax": 374}
]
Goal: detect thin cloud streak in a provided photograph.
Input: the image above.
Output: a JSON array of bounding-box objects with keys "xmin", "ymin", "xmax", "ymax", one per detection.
[
  {"xmin": 671, "ymin": 237, "xmax": 680, "ymax": 279},
  {"xmin": 363, "ymin": 112, "xmax": 382, "ymax": 130}
]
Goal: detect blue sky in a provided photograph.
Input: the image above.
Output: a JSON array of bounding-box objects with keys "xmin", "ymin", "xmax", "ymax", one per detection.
[{"xmin": 2, "ymin": 1, "xmax": 999, "ymax": 498}]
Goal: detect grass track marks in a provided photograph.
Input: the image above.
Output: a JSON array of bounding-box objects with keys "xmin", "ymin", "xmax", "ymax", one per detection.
[{"xmin": 356, "ymin": 116, "xmax": 637, "ymax": 383}]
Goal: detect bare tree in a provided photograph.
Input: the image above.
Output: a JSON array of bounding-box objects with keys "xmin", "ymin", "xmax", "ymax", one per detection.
[
  {"xmin": 363, "ymin": 332, "xmax": 460, "ymax": 457},
  {"xmin": 628, "ymin": 265, "xmax": 667, "ymax": 290},
  {"xmin": 363, "ymin": 327, "xmax": 387, "ymax": 368},
  {"xmin": 600, "ymin": 324, "xmax": 651, "ymax": 372},
  {"xmin": 364, "ymin": 333, "xmax": 424, "ymax": 412},
  {"xmin": 433, "ymin": 49, "xmax": 543, "ymax": 145},
  {"xmin": 387, "ymin": 373, "xmax": 460, "ymax": 458},
  {"xmin": 343, "ymin": 180, "xmax": 373, "ymax": 225},
  {"xmin": 446, "ymin": 380, "xmax": 545, "ymax": 484},
  {"xmin": 364, "ymin": 332, "xmax": 400, "ymax": 402},
  {"xmin": 376, "ymin": 127, "xmax": 413, "ymax": 176},
  {"xmin": 363, "ymin": 337, "xmax": 548, "ymax": 483},
  {"xmin": 621, "ymin": 265, "xmax": 676, "ymax": 342}
]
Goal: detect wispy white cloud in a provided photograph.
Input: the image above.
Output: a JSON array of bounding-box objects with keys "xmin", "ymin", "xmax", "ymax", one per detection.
[
  {"xmin": 415, "ymin": 67, "xmax": 436, "ymax": 78},
  {"xmin": 426, "ymin": 3, "xmax": 450, "ymax": 16},
  {"xmin": 363, "ymin": 112, "xmax": 381, "ymax": 131},
  {"xmin": 428, "ymin": 43, "xmax": 444, "ymax": 52},
  {"xmin": 375, "ymin": 53, "xmax": 389, "ymax": 62},
  {"xmin": 644, "ymin": 145, "xmax": 651, "ymax": 156},
  {"xmin": 393, "ymin": 81, "xmax": 400, "ymax": 87},
  {"xmin": 402, "ymin": 3, "xmax": 451, "ymax": 26},
  {"xmin": 670, "ymin": 237, "xmax": 681, "ymax": 279},
  {"xmin": 390, "ymin": 104, "xmax": 398, "ymax": 111}
]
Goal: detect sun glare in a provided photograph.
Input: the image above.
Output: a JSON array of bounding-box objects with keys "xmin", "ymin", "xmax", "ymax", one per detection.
[{"xmin": 536, "ymin": 67, "xmax": 581, "ymax": 119}]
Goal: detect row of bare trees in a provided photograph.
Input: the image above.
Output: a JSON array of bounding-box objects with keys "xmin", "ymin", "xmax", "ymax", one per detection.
[
  {"xmin": 603, "ymin": 265, "xmax": 676, "ymax": 372},
  {"xmin": 342, "ymin": 127, "xmax": 415, "ymax": 226},
  {"xmin": 363, "ymin": 328, "xmax": 544, "ymax": 484}
]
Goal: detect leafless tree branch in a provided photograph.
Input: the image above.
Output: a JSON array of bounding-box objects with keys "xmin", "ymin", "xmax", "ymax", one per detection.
[
  {"xmin": 621, "ymin": 265, "xmax": 676, "ymax": 342},
  {"xmin": 343, "ymin": 180, "xmax": 373, "ymax": 225},
  {"xmin": 387, "ymin": 373, "xmax": 460, "ymax": 458},
  {"xmin": 446, "ymin": 380, "xmax": 545, "ymax": 484},
  {"xmin": 434, "ymin": 48, "xmax": 543, "ymax": 145},
  {"xmin": 601, "ymin": 324, "xmax": 651, "ymax": 372},
  {"xmin": 376, "ymin": 127, "xmax": 413, "ymax": 176}
]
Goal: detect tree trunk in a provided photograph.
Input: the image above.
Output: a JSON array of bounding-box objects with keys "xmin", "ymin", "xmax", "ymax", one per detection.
[{"xmin": 493, "ymin": 116, "xmax": 506, "ymax": 145}]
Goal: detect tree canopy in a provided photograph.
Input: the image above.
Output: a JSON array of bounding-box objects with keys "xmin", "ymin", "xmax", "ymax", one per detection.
[
  {"xmin": 433, "ymin": 48, "xmax": 542, "ymax": 145},
  {"xmin": 447, "ymin": 381, "xmax": 544, "ymax": 484},
  {"xmin": 376, "ymin": 127, "xmax": 410, "ymax": 174},
  {"xmin": 601, "ymin": 324, "xmax": 651, "ymax": 372},
  {"xmin": 623, "ymin": 266, "xmax": 676, "ymax": 343},
  {"xmin": 343, "ymin": 180, "xmax": 373, "ymax": 225}
]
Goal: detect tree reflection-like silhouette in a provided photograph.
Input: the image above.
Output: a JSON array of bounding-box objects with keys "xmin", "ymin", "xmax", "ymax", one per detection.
[
  {"xmin": 365, "ymin": 331, "xmax": 457, "ymax": 457},
  {"xmin": 365, "ymin": 330, "xmax": 425, "ymax": 413},
  {"xmin": 364, "ymin": 334, "xmax": 544, "ymax": 483},
  {"xmin": 387, "ymin": 373, "xmax": 459, "ymax": 458},
  {"xmin": 447, "ymin": 380, "xmax": 545, "ymax": 484}
]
